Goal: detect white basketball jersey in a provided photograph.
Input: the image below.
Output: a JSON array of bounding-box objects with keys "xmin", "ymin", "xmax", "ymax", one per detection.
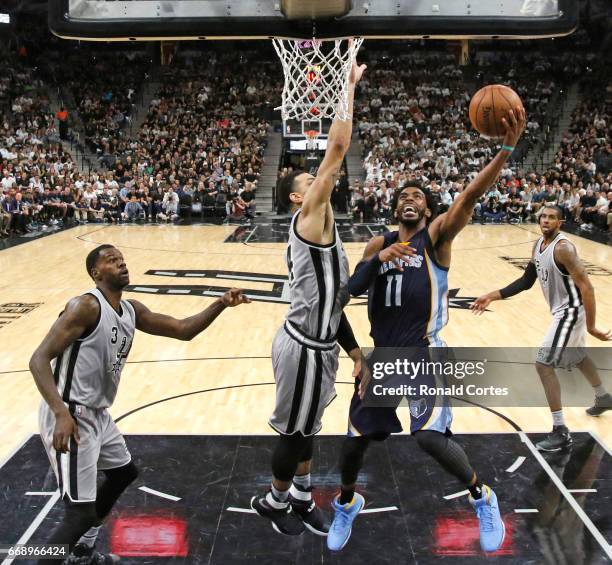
[
  {"xmin": 533, "ymin": 233, "xmax": 583, "ymax": 316},
  {"xmin": 52, "ymin": 288, "xmax": 136, "ymax": 408}
]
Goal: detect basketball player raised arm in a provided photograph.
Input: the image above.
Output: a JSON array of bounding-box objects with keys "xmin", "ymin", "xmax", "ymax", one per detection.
[
  {"xmin": 30, "ymin": 246, "xmax": 250, "ymax": 452},
  {"xmin": 294, "ymin": 57, "xmax": 367, "ymax": 246},
  {"xmin": 348, "ymin": 107, "xmax": 526, "ymax": 296}
]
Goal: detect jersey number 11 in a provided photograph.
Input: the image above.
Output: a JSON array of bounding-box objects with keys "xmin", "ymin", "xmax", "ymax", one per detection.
[{"xmin": 385, "ymin": 274, "xmax": 403, "ymax": 307}]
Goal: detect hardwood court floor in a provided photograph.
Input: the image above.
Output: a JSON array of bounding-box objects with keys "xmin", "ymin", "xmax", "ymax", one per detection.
[{"xmin": 0, "ymin": 222, "xmax": 610, "ymax": 461}]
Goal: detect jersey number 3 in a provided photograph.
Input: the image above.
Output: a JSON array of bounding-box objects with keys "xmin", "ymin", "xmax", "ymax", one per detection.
[{"xmin": 385, "ymin": 274, "xmax": 403, "ymax": 307}]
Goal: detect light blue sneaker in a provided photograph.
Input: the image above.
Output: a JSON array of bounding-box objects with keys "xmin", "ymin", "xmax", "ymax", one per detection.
[
  {"xmin": 469, "ymin": 485, "xmax": 505, "ymax": 553},
  {"xmin": 327, "ymin": 493, "xmax": 365, "ymax": 551}
]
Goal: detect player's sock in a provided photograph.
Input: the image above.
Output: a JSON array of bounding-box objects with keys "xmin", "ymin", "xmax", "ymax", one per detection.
[
  {"xmin": 593, "ymin": 384, "xmax": 607, "ymax": 398},
  {"xmin": 468, "ymin": 474, "xmax": 484, "ymax": 500},
  {"xmin": 551, "ymin": 409, "xmax": 565, "ymax": 427},
  {"xmin": 266, "ymin": 485, "xmax": 289, "ymax": 509},
  {"xmin": 77, "ymin": 525, "xmax": 101, "ymax": 548},
  {"xmin": 289, "ymin": 473, "xmax": 312, "ymax": 501},
  {"xmin": 339, "ymin": 487, "xmax": 355, "ymax": 505}
]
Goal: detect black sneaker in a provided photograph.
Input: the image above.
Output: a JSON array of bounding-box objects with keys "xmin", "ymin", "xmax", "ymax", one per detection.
[
  {"xmin": 290, "ymin": 491, "xmax": 330, "ymax": 536},
  {"xmin": 250, "ymin": 494, "xmax": 305, "ymax": 536},
  {"xmin": 536, "ymin": 425, "xmax": 572, "ymax": 452},
  {"xmin": 586, "ymin": 393, "xmax": 612, "ymax": 416},
  {"xmin": 66, "ymin": 544, "xmax": 120, "ymax": 564}
]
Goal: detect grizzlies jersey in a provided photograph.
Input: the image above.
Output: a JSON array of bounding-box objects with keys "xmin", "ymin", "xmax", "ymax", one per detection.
[
  {"xmin": 52, "ymin": 288, "xmax": 135, "ymax": 408},
  {"xmin": 285, "ymin": 210, "xmax": 350, "ymax": 341},
  {"xmin": 533, "ymin": 233, "xmax": 583, "ymax": 316},
  {"xmin": 368, "ymin": 228, "xmax": 448, "ymax": 347}
]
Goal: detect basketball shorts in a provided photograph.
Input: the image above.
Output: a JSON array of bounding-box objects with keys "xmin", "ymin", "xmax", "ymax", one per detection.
[
  {"xmin": 536, "ymin": 306, "xmax": 587, "ymax": 369},
  {"xmin": 269, "ymin": 322, "xmax": 339, "ymax": 437},
  {"xmin": 347, "ymin": 345, "xmax": 453, "ymax": 437},
  {"xmin": 39, "ymin": 401, "xmax": 131, "ymax": 502}
]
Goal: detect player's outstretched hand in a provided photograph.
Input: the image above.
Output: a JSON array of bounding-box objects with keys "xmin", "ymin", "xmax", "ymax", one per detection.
[
  {"xmin": 53, "ymin": 410, "xmax": 80, "ymax": 453},
  {"xmin": 378, "ymin": 242, "xmax": 417, "ymax": 272},
  {"xmin": 501, "ymin": 106, "xmax": 526, "ymax": 148},
  {"xmin": 588, "ymin": 327, "xmax": 612, "ymax": 341},
  {"xmin": 348, "ymin": 41, "xmax": 367, "ymax": 85},
  {"xmin": 221, "ymin": 288, "xmax": 252, "ymax": 307},
  {"xmin": 470, "ymin": 293, "xmax": 493, "ymax": 315}
]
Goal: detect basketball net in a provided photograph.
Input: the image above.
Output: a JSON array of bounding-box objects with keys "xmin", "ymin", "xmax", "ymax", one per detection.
[{"xmin": 272, "ymin": 37, "xmax": 364, "ymax": 122}]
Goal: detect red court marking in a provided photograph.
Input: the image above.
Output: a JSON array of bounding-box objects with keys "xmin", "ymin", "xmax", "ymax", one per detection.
[
  {"xmin": 434, "ymin": 512, "xmax": 515, "ymax": 556},
  {"xmin": 110, "ymin": 513, "xmax": 189, "ymax": 557}
]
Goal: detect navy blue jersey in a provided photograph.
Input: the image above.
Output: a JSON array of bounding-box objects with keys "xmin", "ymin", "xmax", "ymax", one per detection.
[{"xmin": 367, "ymin": 228, "xmax": 449, "ymax": 347}]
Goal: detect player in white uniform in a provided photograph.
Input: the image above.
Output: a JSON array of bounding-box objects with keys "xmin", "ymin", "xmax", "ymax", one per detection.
[
  {"xmin": 30, "ymin": 244, "xmax": 250, "ymax": 564},
  {"xmin": 472, "ymin": 205, "xmax": 611, "ymax": 451}
]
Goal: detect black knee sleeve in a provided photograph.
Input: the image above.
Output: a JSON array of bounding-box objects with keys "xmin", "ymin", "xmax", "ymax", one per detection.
[
  {"xmin": 339, "ymin": 437, "xmax": 371, "ymax": 486},
  {"xmin": 272, "ymin": 433, "xmax": 311, "ymax": 482},
  {"xmin": 96, "ymin": 461, "xmax": 139, "ymax": 520},
  {"xmin": 299, "ymin": 435, "xmax": 314, "ymax": 463},
  {"xmin": 414, "ymin": 430, "xmax": 474, "ymax": 485}
]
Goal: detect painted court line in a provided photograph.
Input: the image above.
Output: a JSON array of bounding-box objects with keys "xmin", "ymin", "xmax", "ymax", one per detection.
[
  {"xmin": 226, "ymin": 506, "xmax": 399, "ymax": 515},
  {"xmin": 520, "ymin": 431, "xmax": 612, "ymax": 560},
  {"xmin": 514, "ymin": 508, "xmax": 539, "ymax": 513},
  {"xmin": 132, "ymin": 286, "xmax": 158, "ymax": 293},
  {"xmin": 505, "ymin": 455, "xmax": 527, "ymax": 473},
  {"xmin": 443, "ymin": 489, "xmax": 470, "ymax": 500},
  {"xmin": 1, "ymin": 490, "xmax": 61, "ymax": 565},
  {"xmin": 25, "ymin": 492, "xmax": 55, "ymax": 496},
  {"xmin": 361, "ymin": 506, "xmax": 399, "ymax": 514},
  {"xmin": 568, "ymin": 489, "xmax": 597, "ymax": 494},
  {"xmin": 138, "ymin": 486, "xmax": 181, "ymax": 502}
]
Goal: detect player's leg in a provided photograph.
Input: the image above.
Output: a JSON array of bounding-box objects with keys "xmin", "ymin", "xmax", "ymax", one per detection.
[
  {"xmin": 252, "ymin": 329, "xmax": 330, "ymax": 535},
  {"xmin": 534, "ymin": 314, "xmax": 575, "ymax": 451},
  {"xmin": 287, "ymin": 435, "xmax": 331, "ymax": 535},
  {"xmin": 579, "ymin": 356, "xmax": 612, "ymax": 415},
  {"xmin": 37, "ymin": 405, "xmax": 118, "ymax": 564},
  {"xmin": 328, "ymin": 384, "xmax": 399, "ymax": 551},
  {"xmin": 411, "ymin": 382, "xmax": 505, "ymax": 552},
  {"xmin": 251, "ymin": 431, "xmax": 310, "ymax": 535},
  {"xmin": 74, "ymin": 410, "xmax": 136, "ymax": 563}
]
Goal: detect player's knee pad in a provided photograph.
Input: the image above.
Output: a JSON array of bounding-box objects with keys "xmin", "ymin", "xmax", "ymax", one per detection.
[
  {"xmin": 272, "ymin": 432, "xmax": 310, "ymax": 482},
  {"xmin": 299, "ymin": 435, "xmax": 314, "ymax": 463},
  {"xmin": 63, "ymin": 499, "xmax": 98, "ymax": 530},
  {"xmin": 340, "ymin": 436, "xmax": 371, "ymax": 486},
  {"xmin": 103, "ymin": 461, "xmax": 139, "ymax": 488}
]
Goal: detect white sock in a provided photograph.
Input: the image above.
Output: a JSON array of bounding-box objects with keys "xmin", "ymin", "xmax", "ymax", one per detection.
[
  {"xmin": 551, "ymin": 409, "xmax": 565, "ymax": 427},
  {"xmin": 77, "ymin": 525, "xmax": 101, "ymax": 548},
  {"xmin": 593, "ymin": 384, "xmax": 607, "ymax": 398},
  {"xmin": 266, "ymin": 485, "xmax": 289, "ymax": 509},
  {"xmin": 290, "ymin": 473, "xmax": 312, "ymax": 501}
]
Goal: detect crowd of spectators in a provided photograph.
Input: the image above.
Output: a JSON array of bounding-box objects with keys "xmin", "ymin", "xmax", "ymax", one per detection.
[
  {"xmin": 345, "ymin": 49, "xmax": 611, "ymax": 235},
  {"xmin": 1, "ymin": 47, "xmax": 281, "ymax": 236}
]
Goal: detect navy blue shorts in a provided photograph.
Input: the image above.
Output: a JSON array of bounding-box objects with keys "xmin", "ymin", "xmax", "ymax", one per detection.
[{"xmin": 347, "ymin": 349, "xmax": 453, "ymax": 437}]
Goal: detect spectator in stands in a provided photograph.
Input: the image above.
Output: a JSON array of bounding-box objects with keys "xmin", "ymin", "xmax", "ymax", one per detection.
[
  {"xmin": 123, "ymin": 195, "xmax": 145, "ymax": 222},
  {"xmin": 159, "ymin": 186, "xmax": 179, "ymax": 222}
]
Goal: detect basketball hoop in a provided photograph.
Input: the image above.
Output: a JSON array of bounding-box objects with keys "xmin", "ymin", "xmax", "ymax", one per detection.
[
  {"xmin": 273, "ymin": 37, "xmax": 364, "ymax": 122},
  {"xmin": 305, "ymin": 130, "xmax": 320, "ymax": 152}
]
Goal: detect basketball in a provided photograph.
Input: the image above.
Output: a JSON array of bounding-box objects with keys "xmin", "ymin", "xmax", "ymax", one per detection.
[{"xmin": 469, "ymin": 85, "xmax": 524, "ymax": 138}]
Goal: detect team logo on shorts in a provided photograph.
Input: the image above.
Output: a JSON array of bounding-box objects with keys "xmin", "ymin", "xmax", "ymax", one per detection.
[
  {"xmin": 125, "ymin": 270, "xmax": 477, "ymax": 309},
  {"xmin": 409, "ymin": 398, "xmax": 427, "ymax": 419}
]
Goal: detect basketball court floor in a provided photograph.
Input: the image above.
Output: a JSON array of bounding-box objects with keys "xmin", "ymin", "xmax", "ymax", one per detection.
[{"xmin": 0, "ymin": 222, "xmax": 610, "ymax": 563}]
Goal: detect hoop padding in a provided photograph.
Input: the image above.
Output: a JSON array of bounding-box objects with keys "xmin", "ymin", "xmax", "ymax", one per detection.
[{"xmin": 272, "ymin": 37, "xmax": 364, "ymax": 122}]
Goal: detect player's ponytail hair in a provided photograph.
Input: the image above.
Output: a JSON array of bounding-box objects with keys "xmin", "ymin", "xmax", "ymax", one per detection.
[{"xmin": 277, "ymin": 170, "xmax": 305, "ymax": 214}]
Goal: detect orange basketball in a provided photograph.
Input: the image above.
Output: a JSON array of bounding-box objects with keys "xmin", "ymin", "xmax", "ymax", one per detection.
[{"xmin": 469, "ymin": 84, "xmax": 524, "ymax": 138}]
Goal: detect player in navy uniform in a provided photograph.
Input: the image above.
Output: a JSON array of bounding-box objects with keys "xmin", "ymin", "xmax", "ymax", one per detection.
[{"xmin": 327, "ymin": 108, "xmax": 525, "ymax": 553}]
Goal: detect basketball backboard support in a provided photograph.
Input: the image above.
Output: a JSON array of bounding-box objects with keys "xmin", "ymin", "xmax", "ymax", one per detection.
[{"xmin": 49, "ymin": 0, "xmax": 578, "ymax": 42}]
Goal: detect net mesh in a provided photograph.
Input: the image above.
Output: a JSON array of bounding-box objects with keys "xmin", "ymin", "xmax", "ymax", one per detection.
[{"xmin": 272, "ymin": 38, "xmax": 364, "ymax": 122}]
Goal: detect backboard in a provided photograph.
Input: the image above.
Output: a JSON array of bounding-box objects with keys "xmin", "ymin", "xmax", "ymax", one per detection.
[{"xmin": 49, "ymin": 0, "xmax": 578, "ymax": 42}]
